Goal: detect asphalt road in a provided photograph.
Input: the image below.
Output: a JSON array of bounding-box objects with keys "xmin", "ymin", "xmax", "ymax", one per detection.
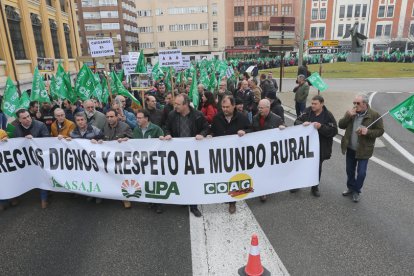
[{"xmin": 1, "ymin": 79, "xmax": 413, "ymax": 275}]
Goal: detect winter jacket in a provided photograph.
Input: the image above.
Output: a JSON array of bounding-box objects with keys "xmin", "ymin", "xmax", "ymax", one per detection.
[
  {"xmin": 252, "ymin": 112, "xmax": 284, "ymax": 131},
  {"xmin": 294, "ymin": 82, "xmax": 309, "ymax": 103},
  {"xmin": 0, "ymin": 129, "xmax": 7, "ymax": 140},
  {"xmin": 70, "ymin": 124, "xmax": 104, "ymax": 140},
  {"xmin": 210, "ymin": 111, "xmax": 251, "ymax": 136},
  {"xmin": 295, "ymin": 106, "xmax": 338, "ymax": 160},
  {"xmin": 338, "ymin": 107, "xmax": 384, "ymax": 159},
  {"xmin": 103, "ymin": 121, "xmax": 132, "ymax": 141},
  {"xmin": 86, "ymin": 110, "xmax": 106, "ymax": 130},
  {"xmin": 51, "ymin": 119, "xmax": 76, "ymax": 138},
  {"xmin": 132, "ymin": 122, "xmax": 164, "ymax": 139},
  {"xmin": 270, "ymin": 98, "xmax": 285, "ymax": 122},
  {"xmin": 165, "ymin": 108, "xmax": 209, "ymax": 137},
  {"xmin": 13, "ymin": 120, "xmax": 50, "ymax": 138},
  {"xmin": 201, "ymin": 104, "xmax": 218, "ymax": 124},
  {"xmin": 260, "ymin": 79, "xmax": 277, "ymax": 97}
]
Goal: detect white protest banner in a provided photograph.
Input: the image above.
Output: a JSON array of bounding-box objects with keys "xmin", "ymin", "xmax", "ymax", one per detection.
[
  {"xmin": 121, "ymin": 55, "xmax": 130, "ymax": 62},
  {"xmin": 226, "ymin": 66, "xmax": 235, "ymax": 78},
  {"xmin": 123, "ymin": 62, "xmax": 137, "ymax": 77},
  {"xmin": 128, "ymin": 52, "xmax": 140, "ymax": 64},
  {"xmin": 159, "ymin": 49, "xmax": 183, "ymax": 67},
  {"xmin": 88, "ymin": 39, "xmax": 115, "ymax": 57},
  {"xmin": 0, "ymin": 126, "xmax": 319, "ymax": 204}
]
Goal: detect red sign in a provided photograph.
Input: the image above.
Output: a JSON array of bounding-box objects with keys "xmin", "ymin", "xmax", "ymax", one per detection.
[{"xmin": 270, "ymin": 17, "xmax": 295, "ymax": 25}]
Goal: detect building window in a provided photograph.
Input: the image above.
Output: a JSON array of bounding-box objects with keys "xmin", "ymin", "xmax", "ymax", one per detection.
[
  {"xmin": 311, "ymin": 9, "xmax": 318, "ymax": 20},
  {"xmin": 248, "ymin": 22, "xmax": 266, "ymax": 31},
  {"xmin": 200, "ymin": 23, "xmax": 208, "ymax": 30},
  {"xmin": 159, "ymin": 41, "xmax": 165, "ymax": 48},
  {"xmin": 234, "ymin": 6, "xmax": 244, "ymax": 17},
  {"xmin": 60, "ymin": 0, "xmax": 66, "ymax": 12},
  {"xmin": 234, "ymin": 37, "xmax": 244, "ymax": 46},
  {"xmin": 338, "ymin": 24, "xmax": 344, "ymax": 37},
  {"xmin": 320, "ymin": 8, "xmax": 326, "ymax": 20},
  {"xmin": 384, "ymin": 24, "xmax": 391, "ymax": 37},
  {"xmin": 360, "ymin": 23, "xmax": 365, "ymax": 35},
  {"xmin": 213, "ymin": 38, "xmax": 218, "ymax": 47},
  {"xmin": 347, "ymin": 5, "xmax": 353, "ymax": 18},
  {"xmin": 375, "ymin": 25, "xmax": 382, "ymax": 37},
  {"xmin": 50, "ymin": 19, "xmax": 61, "ymax": 59},
  {"xmin": 31, "ymin": 13, "xmax": 45, "ymax": 58},
  {"xmin": 378, "ymin": 6, "xmax": 385, "ymax": 17},
  {"xmin": 345, "ymin": 24, "xmax": 351, "ymax": 33},
  {"xmin": 387, "ymin": 6, "xmax": 394, "ymax": 17},
  {"xmin": 157, "ymin": 25, "xmax": 164, "ymax": 32},
  {"xmin": 362, "ymin": 4, "xmax": 367, "ymax": 17},
  {"xmin": 212, "ymin": 4, "xmax": 217, "ymax": 15},
  {"xmin": 213, "ymin": 21, "xmax": 217, "ymax": 32},
  {"xmin": 354, "ymin": 4, "xmax": 361, "ymax": 17},
  {"xmin": 137, "ymin": 10, "xmax": 151, "ymax": 17},
  {"xmin": 64, "ymin": 24, "xmax": 72, "ymax": 58},
  {"xmin": 234, "ymin": 22, "xmax": 244, "ymax": 32},
  {"xmin": 46, "ymin": 0, "xmax": 53, "ymax": 6},
  {"xmin": 339, "ymin": 5, "xmax": 345, "ymax": 18},
  {"xmin": 410, "ymin": 24, "xmax": 414, "ymax": 37},
  {"xmin": 200, "ymin": 39, "xmax": 208, "ymax": 46},
  {"xmin": 319, "ymin": 27, "xmax": 325, "ymax": 38},
  {"xmin": 310, "ymin": 27, "xmax": 317, "ymax": 39},
  {"xmin": 281, "ymin": 4, "xmax": 292, "ymax": 16},
  {"xmin": 6, "ymin": 6, "xmax": 26, "ymax": 60},
  {"xmin": 155, "ymin": 9, "xmax": 163, "ymax": 16}
]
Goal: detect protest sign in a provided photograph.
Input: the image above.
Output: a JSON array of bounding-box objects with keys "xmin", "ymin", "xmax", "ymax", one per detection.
[
  {"xmin": 159, "ymin": 49, "xmax": 183, "ymax": 67},
  {"xmin": 88, "ymin": 39, "xmax": 115, "ymax": 57}
]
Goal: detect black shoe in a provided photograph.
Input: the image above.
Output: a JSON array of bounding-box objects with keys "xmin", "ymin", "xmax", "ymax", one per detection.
[
  {"xmin": 155, "ymin": 204, "xmax": 163, "ymax": 214},
  {"xmin": 259, "ymin": 195, "xmax": 267, "ymax": 202},
  {"xmin": 311, "ymin": 186, "xmax": 320, "ymax": 197},
  {"xmin": 342, "ymin": 189, "xmax": 353, "ymax": 196},
  {"xmin": 190, "ymin": 207, "xmax": 202, "ymax": 217},
  {"xmin": 290, "ymin": 189, "xmax": 299, "ymax": 193},
  {"xmin": 352, "ymin": 192, "xmax": 360, "ymax": 203}
]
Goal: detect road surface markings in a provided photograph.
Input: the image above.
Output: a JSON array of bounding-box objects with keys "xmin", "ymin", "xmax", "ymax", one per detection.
[{"xmin": 190, "ymin": 202, "xmax": 289, "ymax": 276}]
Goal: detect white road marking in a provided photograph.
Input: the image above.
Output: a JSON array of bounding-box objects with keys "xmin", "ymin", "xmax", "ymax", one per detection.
[{"xmin": 190, "ymin": 202, "xmax": 289, "ymax": 276}]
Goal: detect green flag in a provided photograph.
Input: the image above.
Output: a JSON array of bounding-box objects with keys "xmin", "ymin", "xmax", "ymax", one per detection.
[
  {"xmin": 1, "ymin": 77, "xmax": 21, "ymax": 117},
  {"xmin": 110, "ymin": 71, "xmax": 141, "ymax": 107},
  {"xmin": 30, "ymin": 67, "xmax": 50, "ymax": 103},
  {"xmin": 101, "ymin": 77, "xmax": 110, "ymax": 104},
  {"xmin": 55, "ymin": 63, "xmax": 68, "ymax": 99},
  {"xmin": 208, "ymin": 72, "xmax": 217, "ymax": 93},
  {"xmin": 49, "ymin": 75, "xmax": 59, "ymax": 100},
  {"xmin": 64, "ymin": 72, "xmax": 77, "ymax": 103},
  {"xmin": 189, "ymin": 72, "xmax": 199, "ymax": 109},
  {"xmin": 75, "ymin": 64, "xmax": 95, "ymax": 101},
  {"xmin": 307, "ymin": 72, "xmax": 328, "ymax": 92},
  {"xmin": 19, "ymin": 90, "xmax": 31, "ymax": 110},
  {"xmin": 135, "ymin": 50, "xmax": 147, "ymax": 73},
  {"xmin": 389, "ymin": 95, "xmax": 414, "ymax": 133}
]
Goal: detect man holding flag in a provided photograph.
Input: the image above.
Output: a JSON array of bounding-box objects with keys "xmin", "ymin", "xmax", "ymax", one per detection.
[{"xmin": 338, "ymin": 94, "xmax": 384, "ymax": 202}]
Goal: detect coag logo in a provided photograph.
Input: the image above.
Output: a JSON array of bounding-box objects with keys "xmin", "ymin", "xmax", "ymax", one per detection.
[
  {"xmin": 121, "ymin": 179, "xmax": 142, "ymax": 199},
  {"xmin": 204, "ymin": 173, "xmax": 254, "ymax": 199}
]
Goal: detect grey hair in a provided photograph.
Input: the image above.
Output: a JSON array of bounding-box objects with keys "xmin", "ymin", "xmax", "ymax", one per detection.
[
  {"xmin": 356, "ymin": 93, "xmax": 369, "ymax": 104},
  {"xmin": 74, "ymin": 112, "xmax": 87, "ymax": 120},
  {"xmin": 297, "ymin": 74, "xmax": 306, "ymax": 81}
]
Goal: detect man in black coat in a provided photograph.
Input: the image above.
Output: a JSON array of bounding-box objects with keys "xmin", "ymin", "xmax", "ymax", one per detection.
[
  {"xmin": 13, "ymin": 109, "xmax": 50, "ymax": 209},
  {"xmin": 162, "ymin": 94, "xmax": 209, "ymax": 217},
  {"xmin": 294, "ymin": 95, "xmax": 338, "ymax": 197},
  {"xmin": 210, "ymin": 95, "xmax": 251, "ymax": 214}
]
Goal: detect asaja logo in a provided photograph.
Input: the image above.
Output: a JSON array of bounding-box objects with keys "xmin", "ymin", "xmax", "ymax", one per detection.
[
  {"xmin": 51, "ymin": 177, "xmax": 101, "ymax": 193},
  {"xmin": 204, "ymin": 173, "xmax": 254, "ymax": 199},
  {"xmin": 121, "ymin": 180, "xmax": 142, "ymax": 199}
]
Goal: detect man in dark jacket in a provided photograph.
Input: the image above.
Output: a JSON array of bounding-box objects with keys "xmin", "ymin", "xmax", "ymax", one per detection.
[
  {"xmin": 210, "ymin": 95, "xmax": 251, "ymax": 214},
  {"xmin": 294, "ymin": 95, "xmax": 338, "ymax": 197},
  {"xmin": 162, "ymin": 94, "xmax": 209, "ymax": 217},
  {"xmin": 338, "ymin": 94, "xmax": 384, "ymax": 202},
  {"xmin": 265, "ymin": 92, "xmax": 285, "ymax": 123},
  {"xmin": 251, "ymin": 99, "xmax": 285, "ymax": 202},
  {"xmin": 236, "ymin": 80, "xmax": 256, "ymax": 118},
  {"xmin": 260, "ymin": 73, "xmax": 277, "ymax": 99},
  {"xmin": 13, "ymin": 109, "xmax": 50, "ymax": 209}
]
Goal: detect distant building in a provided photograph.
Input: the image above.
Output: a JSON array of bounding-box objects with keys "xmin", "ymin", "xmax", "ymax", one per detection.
[
  {"xmin": 0, "ymin": 0, "xmax": 81, "ymax": 90},
  {"xmin": 76, "ymin": 0, "xmax": 139, "ymax": 56}
]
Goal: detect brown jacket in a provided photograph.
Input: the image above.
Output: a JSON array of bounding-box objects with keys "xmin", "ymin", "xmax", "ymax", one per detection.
[
  {"xmin": 50, "ymin": 119, "xmax": 76, "ymax": 138},
  {"xmin": 0, "ymin": 129, "xmax": 7, "ymax": 140}
]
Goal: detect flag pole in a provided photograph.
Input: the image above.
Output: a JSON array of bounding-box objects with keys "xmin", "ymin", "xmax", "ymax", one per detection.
[
  {"xmin": 169, "ymin": 67, "xmax": 175, "ymax": 101},
  {"xmin": 366, "ymin": 111, "xmax": 389, "ymax": 129},
  {"xmin": 106, "ymin": 74, "xmax": 113, "ymax": 104}
]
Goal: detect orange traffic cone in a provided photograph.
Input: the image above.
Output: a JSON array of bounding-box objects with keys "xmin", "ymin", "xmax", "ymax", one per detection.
[{"xmin": 238, "ymin": 234, "xmax": 270, "ymax": 276}]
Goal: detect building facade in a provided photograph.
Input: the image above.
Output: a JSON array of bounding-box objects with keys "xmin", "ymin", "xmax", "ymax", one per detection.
[
  {"xmin": 0, "ymin": 0, "xmax": 81, "ymax": 90},
  {"xmin": 305, "ymin": 0, "xmax": 414, "ymax": 55},
  {"xmin": 225, "ymin": 0, "xmax": 299, "ymax": 57},
  {"xmin": 76, "ymin": 0, "xmax": 139, "ymax": 57},
  {"xmin": 135, "ymin": 0, "xmax": 226, "ymax": 63}
]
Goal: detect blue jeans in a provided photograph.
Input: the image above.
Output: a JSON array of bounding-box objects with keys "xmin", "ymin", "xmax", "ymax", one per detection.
[
  {"xmin": 295, "ymin": 101, "xmax": 306, "ymax": 117},
  {"xmin": 346, "ymin": 149, "xmax": 369, "ymax": 194},
  {"xmin": 40, "ymin": 190, "xmax": 48, "ymax": 201}
]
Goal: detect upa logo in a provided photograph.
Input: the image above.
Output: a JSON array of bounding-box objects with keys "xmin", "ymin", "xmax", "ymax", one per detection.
[
  {"xmin": 145, "ymin": 181, "xmax": 180, "ymax": 199},
  {"xmin": 121, "ymin": 180, "xmax": 142, "ymax": 199},
  {"xmin": 204, "ymin": 173, "xmax": 254, "ymax": 199}
]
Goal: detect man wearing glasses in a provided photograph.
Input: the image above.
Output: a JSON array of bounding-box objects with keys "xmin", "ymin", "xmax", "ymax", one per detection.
[{"xmin": 338, "ymin": 94, "xmax": 384, "ymax": 202}]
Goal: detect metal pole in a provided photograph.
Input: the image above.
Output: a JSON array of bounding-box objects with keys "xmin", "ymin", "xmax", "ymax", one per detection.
[
  {"xmin": 279, "ymin": 52, "xmax": 284, "ymax": 92},
  {"xmin": 298, "ymin": 0, "xmax": 306, "ymax": 67}
]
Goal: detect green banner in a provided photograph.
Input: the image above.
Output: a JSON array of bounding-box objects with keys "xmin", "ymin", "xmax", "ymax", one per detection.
[
  {"xmin": 307, "ymin": 72, "xmax": 328, "ymax": 92},
  {"xmin": 389, "ymin": 95, "xmax": 414, "ymax": 133}
]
